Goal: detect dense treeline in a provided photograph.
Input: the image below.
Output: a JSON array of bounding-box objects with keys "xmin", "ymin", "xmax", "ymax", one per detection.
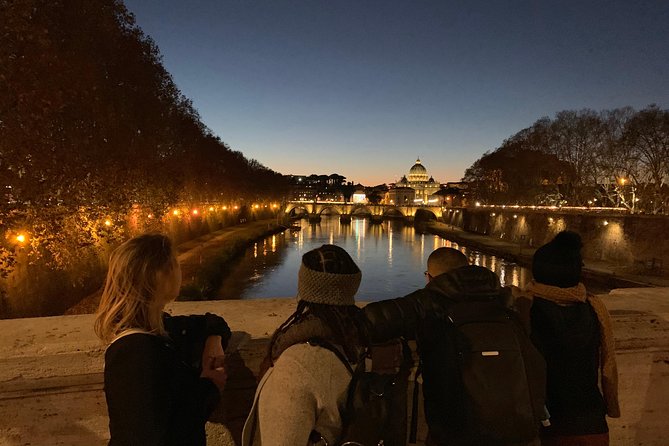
[
  {"xmin": 0, "ymin": 0, "xmax": 287, "ymax": 316},
  {"xmin": 463, "ymin": 106, "xmax": 669, "ymax": 214}
]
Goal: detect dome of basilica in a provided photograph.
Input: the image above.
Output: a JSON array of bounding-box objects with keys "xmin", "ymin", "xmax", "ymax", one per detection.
[{"xmin": 408, "ymin": 158, "xmax": 428, "ymax": 182}]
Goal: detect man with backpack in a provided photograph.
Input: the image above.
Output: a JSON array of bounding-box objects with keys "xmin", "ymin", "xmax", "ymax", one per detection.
[{"xmin": 364, "ymin": 248, "xmax": 547, "ymax": 446}]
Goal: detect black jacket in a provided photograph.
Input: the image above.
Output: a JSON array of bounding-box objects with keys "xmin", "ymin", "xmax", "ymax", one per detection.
[
  {"xmin": 364, "ymin": 265, "xmax": 504, "ymax": 343},
  {"xmin": 364, "ymin": 265, "xmax": 508, "ymax": 444},
  {"xmin": 529, "ymin": 297, "xmax": 608, "ymax": 436},
  {"xmin": 105, "ymin": 313, "xmax": 231, "ymax": 446}
]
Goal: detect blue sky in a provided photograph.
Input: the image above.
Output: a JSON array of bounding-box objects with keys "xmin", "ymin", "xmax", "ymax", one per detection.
[{"xmin": 124, "ymin": 0, "xmax": 669, "ymax": 185}]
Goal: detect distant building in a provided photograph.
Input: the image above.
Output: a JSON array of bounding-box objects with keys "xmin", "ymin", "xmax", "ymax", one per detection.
[
  {"xmin": 390, "ymin": 159, "xmax": 441, "ymax": 204},
  {"xmin": 287, "ymin": 174, "xmax": 346, "ymax": 201},
  {"xmin": 386, "ymin": 186, "xmax": 416, "ymax": 205}
]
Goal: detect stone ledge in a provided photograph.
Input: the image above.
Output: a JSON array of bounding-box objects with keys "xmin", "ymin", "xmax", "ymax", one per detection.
[{"xmin": 0, "ymin": 292, "xmax": 668, "ymax": 445}]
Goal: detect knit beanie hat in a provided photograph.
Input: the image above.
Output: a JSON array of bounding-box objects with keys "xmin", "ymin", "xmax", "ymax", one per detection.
[
  {"xmin": 296, "ymin": 244, "xmax": 362, "ymax": 306},
  {"xmin": 532, "ymin": 231, "xmax": 583, "ymax": 288}
]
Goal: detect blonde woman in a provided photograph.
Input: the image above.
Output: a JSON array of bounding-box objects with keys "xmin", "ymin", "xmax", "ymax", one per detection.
[{"xmin": 95, "ymin": 233, "xmax": 231, "ymax": 446}]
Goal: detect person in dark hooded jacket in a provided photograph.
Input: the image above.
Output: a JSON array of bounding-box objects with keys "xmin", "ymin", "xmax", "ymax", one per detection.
[
  {"xmin": 516, "ymin": 231, "xmax": 620, "ymax": 446},
  {"xmin": 364, "ymin": 247, "xmax": 541, "ymax": 446}
]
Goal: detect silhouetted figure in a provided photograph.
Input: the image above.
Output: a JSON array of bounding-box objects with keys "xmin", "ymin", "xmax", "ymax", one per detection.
[
  {"xmin": 517, "ymin": 231, "xmax": 620, "ymax": 446},
  {"xmin": 364, "ymin": 247, "xmax": 546, "ymax": 446},
  {"xmin": 95, "ymin": 233, "xmax": 231, "ymax": 446}
]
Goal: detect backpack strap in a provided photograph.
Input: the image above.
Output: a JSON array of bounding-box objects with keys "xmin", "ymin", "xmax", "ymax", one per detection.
[
  {"xmin": 409, "ymin": 360, "xmax": 422, "ymax": 444},
  {"xmin": 306, "ymin": 338, "xmax": 356, "ymax": 375}
]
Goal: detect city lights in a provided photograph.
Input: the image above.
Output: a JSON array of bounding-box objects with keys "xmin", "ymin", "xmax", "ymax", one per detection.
[
  {"xmin": 104, "ymin": 220, "xmax": 112, "ymax": 226},
  {"xmin": 209, "ymin": 206, "xmax": 214, "ymax": 211},
  {"xmin": 16, "ymin": 234, "xmax": 26, "ymax": 244},
  {"xmin": 192, "ymin": 209, "xmax": 199, "ymax": 215},
  {"xmin": 172, "ymin": 209, "xmax": 179, "ymax": 216}
]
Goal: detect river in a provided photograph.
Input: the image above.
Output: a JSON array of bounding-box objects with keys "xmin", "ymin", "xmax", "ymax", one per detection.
[{"xmin": 216, "ymin": 216, "xmax": 531, "ymax": 301}]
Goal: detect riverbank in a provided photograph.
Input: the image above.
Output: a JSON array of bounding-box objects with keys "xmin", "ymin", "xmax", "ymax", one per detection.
[
  {"xmin": 1, "ymin": 289, "xmax": 668, "ymax": 445},
  {"xmin": 426, "ymin": 221, "xmax": 669, "ymax": 289},
  {"xmin": 66, "ymin": 219, "xmax": 287, "ymax": 315}
]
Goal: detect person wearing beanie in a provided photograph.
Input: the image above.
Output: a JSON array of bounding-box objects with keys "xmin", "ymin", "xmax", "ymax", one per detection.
[
  {"xmin": 242, "ymin": 244, "xmax": 368, "ymax": 446},
  {"xmin": 517, "ymin": 231, "xmax": 620, "ymax": 446}
]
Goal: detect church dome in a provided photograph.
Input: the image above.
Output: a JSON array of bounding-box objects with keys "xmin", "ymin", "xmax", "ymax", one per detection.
[{"xmin": 408, "ymin": 158, "xmax": 428, "ymax": 182}]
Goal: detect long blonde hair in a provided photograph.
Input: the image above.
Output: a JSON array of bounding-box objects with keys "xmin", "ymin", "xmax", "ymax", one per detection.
[{"xmin": 94, "ymin": 233, "xmax": 177, "ymax": 343}]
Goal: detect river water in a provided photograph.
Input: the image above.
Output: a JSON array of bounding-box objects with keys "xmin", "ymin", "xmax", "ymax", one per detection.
[{"xmin": 216, "ymin": 216, "xmax": 531, "ymax": 301}]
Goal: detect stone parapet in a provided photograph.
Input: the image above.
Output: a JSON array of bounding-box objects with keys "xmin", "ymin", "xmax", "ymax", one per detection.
[{"xmin": 1, "ymin": 293, "xmax": 668, "ymax": 445}]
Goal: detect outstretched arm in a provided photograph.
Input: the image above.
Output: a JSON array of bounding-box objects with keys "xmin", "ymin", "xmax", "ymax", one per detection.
[{"xmin": 363, "ymin": 291, "xmax": 425, "ymax": 343}]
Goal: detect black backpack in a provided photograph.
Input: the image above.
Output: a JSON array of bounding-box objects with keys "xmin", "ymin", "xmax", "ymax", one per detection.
[
  {"xmin": 420, "ymin": 296, "xmax": 547, "ymax": 445},
  {"xmin": 311, "ymin": 339, "xmax": 413, "ymax": 446}
]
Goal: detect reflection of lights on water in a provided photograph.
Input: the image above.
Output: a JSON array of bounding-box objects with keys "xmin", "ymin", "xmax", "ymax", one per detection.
[
  {"xmin": 388, "ymin": 224, "xmax": 393, "ymax": 265},
  {"xmin": 253, "ymin": 243, "xmax": 258, "ymax": 258},
  {"xmin": 511, "ymin": 268, "xmax": 519, "ymax": 287},
  {"xmin": 473, "ymin": 253, "xmax": 481, "ymax": 266},
  {"xmin": 271, "ymin": 235, "xmax": 276, "ymax": 253}
]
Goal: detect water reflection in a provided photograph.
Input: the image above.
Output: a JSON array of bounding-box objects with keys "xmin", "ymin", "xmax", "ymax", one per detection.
[{"xmin": 216, "ymin": 216, "xmax": 531, "ymax": 301}]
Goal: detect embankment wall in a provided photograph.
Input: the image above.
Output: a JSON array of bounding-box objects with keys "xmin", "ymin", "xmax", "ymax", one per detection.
[{"xmin": 442, "ymin": 208, "xmax": 668, "ymax": 271}]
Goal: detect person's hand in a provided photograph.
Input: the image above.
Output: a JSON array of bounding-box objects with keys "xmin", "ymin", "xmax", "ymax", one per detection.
[{"xmin": 201, "ymin": 335, "xmax": 227, "ymax": 391}]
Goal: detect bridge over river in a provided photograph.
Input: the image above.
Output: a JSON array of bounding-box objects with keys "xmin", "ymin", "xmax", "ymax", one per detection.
[{"xmin": 285, "ymin": 200, "xmax": 444, "ymax": 221}]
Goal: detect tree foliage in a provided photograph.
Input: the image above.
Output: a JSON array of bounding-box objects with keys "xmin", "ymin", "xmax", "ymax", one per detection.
[
  {"xmin": 463, "ymin": 106, "xmax": 669, "ymax": 213},
  {"xmin": 0, "ymin": 0, "xmax": 289, "ymax": 309}
]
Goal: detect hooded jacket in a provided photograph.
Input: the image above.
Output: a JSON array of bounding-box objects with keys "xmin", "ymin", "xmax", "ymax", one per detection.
[{"xmin": 363, "ymin": 265, "xmax": 541, "ymax": 446}]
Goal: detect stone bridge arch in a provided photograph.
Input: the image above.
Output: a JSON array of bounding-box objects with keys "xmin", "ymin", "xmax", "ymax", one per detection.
[
  {"xmin": 318, "ymin": 205, "xmax": 342, "ymax": 215},
  {"xmin": 382, "ymin": 206, "xmax": 405, "ymax": 217},
  {"xmin": 285, "ymin": 203, "xmax": 310, "ymax": 217}
]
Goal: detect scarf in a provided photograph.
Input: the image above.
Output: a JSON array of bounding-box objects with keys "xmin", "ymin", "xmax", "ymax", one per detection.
[{"xmin": 523, "ymin": 281, "xmax": 621, "ymax": 418}]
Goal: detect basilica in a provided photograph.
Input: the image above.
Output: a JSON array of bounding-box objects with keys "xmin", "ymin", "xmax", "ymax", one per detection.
[{"xmin": 387, "ymin": 158, "xmax": 441, "ymax": 205}]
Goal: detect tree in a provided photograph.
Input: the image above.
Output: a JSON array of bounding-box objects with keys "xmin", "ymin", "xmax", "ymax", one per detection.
[{"xmin": 621, "ymin": 105, "xmax": 669, "ymax": 213}]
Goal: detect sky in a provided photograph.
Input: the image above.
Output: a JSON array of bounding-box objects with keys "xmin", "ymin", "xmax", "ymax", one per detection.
[{"xmin": 123, "ymin": 0, "xmax": 669, "ymax": 185}]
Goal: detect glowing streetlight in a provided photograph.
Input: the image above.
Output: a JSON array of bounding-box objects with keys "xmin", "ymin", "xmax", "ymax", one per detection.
[
  {"xmin": 173, "ymin": 209, "xmax": 179, "ymax": 216},
  {"xmin": 16, "ymin": 234, "xmax": 26, "ymax": 244},
  {"xmin": 209, "ymin": 206, "xmax": 214, "ymax": 211},
  {"xmin": 603, "ymin": 220, "xmax": 609, "ymax": 226},
  {"xmin": 222, "ymin": 206, "xmax": 228, "ymax": 210},
  {"xmin": 104, "ymin": 220, "xmax": 112, "ymax": 227},
  {"xmin": 192, "ymin": 209, "xmax": 199, "ymax": 215}
]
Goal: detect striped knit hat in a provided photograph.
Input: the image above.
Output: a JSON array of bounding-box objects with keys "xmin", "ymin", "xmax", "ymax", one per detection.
[{"xmin": 296, "ymin": 244, "xmax": 361, "ymax": 306}]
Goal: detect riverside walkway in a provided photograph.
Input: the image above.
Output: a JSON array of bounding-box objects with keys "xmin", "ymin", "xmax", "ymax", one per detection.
[{"xmin": 1, "ymin": 289, "xmax": 668, "ymax": 446}]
